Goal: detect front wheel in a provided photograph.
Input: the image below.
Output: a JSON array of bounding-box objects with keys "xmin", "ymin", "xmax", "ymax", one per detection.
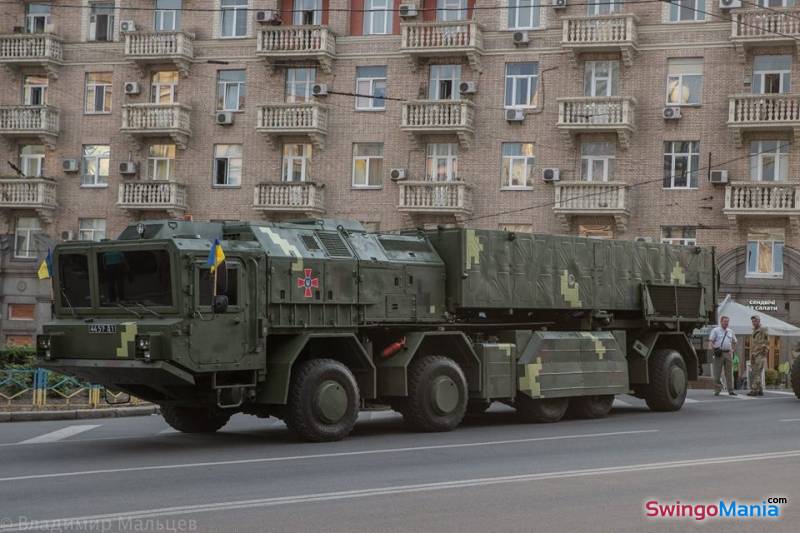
[
  {"xmin": 791, "ymin": 356, "xmax": 800, "ymax": 400},
  {"xmin": 644, "ymin": 349, "xmax": 688, "ymax": 412},
  {"xmin": 403, "ymin": 356, "xmax": 468, "ymax": 432},
  {"xmin": 285, "ymin": 358, "xmax": 360, "ymax": 442},
  {"xmin": 161, "ymin": 405, "xmax": 231, "ymax": 433}
]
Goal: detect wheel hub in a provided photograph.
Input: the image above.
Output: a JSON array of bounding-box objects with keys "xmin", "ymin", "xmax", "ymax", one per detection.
[
  {"xmin": 669, "ymin": 366, "xmax": 686, "ymax": 398},
  {"xmin": 431, "ymin": 375, "xmax": 459, "ymax": 415},
  {"xmin": 316, "ymin": 380, "xmax": 348, "ymax": 424}
]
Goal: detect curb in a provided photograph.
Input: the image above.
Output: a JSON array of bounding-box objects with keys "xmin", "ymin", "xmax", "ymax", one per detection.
[{"xmin": 0, "ymin": 405, "xmax": 160, "ymax": 423}]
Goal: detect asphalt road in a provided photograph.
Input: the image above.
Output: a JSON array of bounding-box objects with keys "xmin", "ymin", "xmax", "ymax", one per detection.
[{"xmin": 1, "ymin": 390, "xmax": 799, "ymax": 533}]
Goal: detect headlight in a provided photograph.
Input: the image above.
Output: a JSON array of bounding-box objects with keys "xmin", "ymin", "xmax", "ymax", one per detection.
[
  {"xmin": 36, "ymin": 335, "xmax": 52, "ymax": 360},
  {"xmin": 135, "ymin": 335, "xmax": 152, "ymax": 361}
]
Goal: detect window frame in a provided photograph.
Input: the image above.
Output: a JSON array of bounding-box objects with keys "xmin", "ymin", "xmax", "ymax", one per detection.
[
  {"xmin": 581, "ymin": 142, "xmax": 616, "ymax": 182},
  {"xmin": 666, "ymin": 58, "xmax": 704, "ymax": 106},
  {"xmin": 220, "ymin": 0, "xmax": 249, "ymax": 38},
  {"xmin": 148, "ymin": 144, "xmax": 176, "ymax": 180},
  {"xmin": 429, "ymin": 65, "xmax": 461, "ymax": 101},
  {"xmin": 426, "ymin": 143, "xmax": 458, "ymax": 182},
  {"xmin": 504, "ymin": 62, "xmax": 539, "ymax": 109},
  {"xmin": 213, "ymin": 144, "xmax": 243, "ymax": 187},
  {"xmin": 84, "ymin": 72, "xmax": 113, "ymax": 114},
  {"xmin": 88, "ymin": 1, "xmax": 115, "ymax": 42},
  {"xmin": 78, "ymin": 218, "xmax": 107, "ymax": 242},
  {"xmin": 750, "ymin": 140, "xmax": 789, "ymax": 182},
  {"xmin": 286, "ymin": 68, "xmax": 316, "ymax": 103},
  {"xmin": 216, "ymin": 70, "xmax": 246, "ymax": 111},
  {"xmin": 668, "ymin": 0, "xmax": 707, "ymax": 23},
  {"xmin": 753, "ymin": 56, "xmax": 792, "ymax": 95},
  {"xmin": 154, "ymin": 0, "xmax": 181, "ymax": 31},
  {"xmin": 364, "ymin": 0, "xmax": 393, "ymax": 35},
  {"xmin": 746, "ymin": 238, "xmax": 784, "ymax": 279},
  {"xmin": 501, "ymin": 142, "xmax": 535, "ymax": 190},
  {"xmin": 584, "ymin": 61, "xmax": 619, "ymax": 98},
  {"xmin": 25, "ymin": 3, "xmax": 51, "ymax": 34},
  {"xmin": 150, "ymin": 71, "xmax": 178, "ymax": 104},
  {"xmin": 19, "ymin": 145, "xmax": 45, "ymax": 178},
  {"xmin": 587, "ymin": 0, "xmax": 620, "ymax": 15},
  {"xmin": 352, "ymin": 143, "xmax": 384, "ymax": 189},
  {"xmin": 282, "ymin": 144, "xmax": 313, "ymax": 182},
  {"xmin": 507, "ymin": 0, "xmax": 541, "ymax": 30},
  {"xmin": 355, "ymin": 66, "xmax": 387, "ymax": 111},
  {"xmin": 437, "ymin": 0, "xmax": 467, "ymax": 22},
  {"xmin": 80, "ymin": 144, "xmax": 110, "ymax": 187},
  {"xmin": 23, "ymin": 75, "xmax": 48, "ymax": 106},
  {"xmin": 14, "ymin": 217, "xmax": 41, "ymax": 259},
  {"xmin": 661, "ymin": 226, "xmax": 698, "ymax": 246},
  {"xmin": 663, "ymin": 141, "xmax": 700, "ymax": 190}
]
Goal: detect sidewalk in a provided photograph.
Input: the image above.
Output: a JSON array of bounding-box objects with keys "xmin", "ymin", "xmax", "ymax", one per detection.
[{"xmin": 0, "ymin": 405, "xmax": 160, "ymax": 423}]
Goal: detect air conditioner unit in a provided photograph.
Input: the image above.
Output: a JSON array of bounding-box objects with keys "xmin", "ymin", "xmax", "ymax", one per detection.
[
  {"xmin": 399, "ymin": 4, "xmax": 418, "ymax": 17},
  {"xmin": 506, "ymin": 109, "xmax": 525, "ymax": 122},
  {"xmin": 710, "ymin": 170, "xmax": 729, "ymax": 184},
  {"xmin": 312, "ymin": 83, "xmax": 329, "ymax": 97},
  {"xmin": 719, "ymin": 0, "xmax": 742, "ymax": 9},
  {"xmin": 553, "ymin": 0, "xmax": 567, "ymax": 8},
  {"xmin": 543, "ymin": 168, "xmax": 560, "ymax": 182},
  {"xmin": 60, "ymin": 230, "xmax": 73, "ymax": 241},
  {"xmin": 119, "ymin": 161, "xmax": 138, "ymax": 175},
  {"xmin": 512, "ymin": 31, "xmax": 530, "ymax": 46},
  {"xmin": 635, "ymin": 236, "xmax": 654, "ymax": 243},
  {"xmin": 120, "ymin": 20, "xmax": 136, "ymax": 33},
  {"xmin": 62, "ymin": 159, "xmax": 79, "ymax": 172},
  {"xmin": 216, "ymin": 112, "xmax": 234, "ymax": 125},
  {"xmin": 662, "ymin": 106, "xmax": 682, "ymax": 120},
  {"xmin": 459, "ymin": 81, "xmax": 478, "ymax": 95},
  {"xmin": 124, "ymin": 82, "xmax": 140, "ymax": 95},
  {"xmin": 390, "ymin": 168, "xmax": 407, "ymax": 181},
  {"xmin": 255, "ymin": 10, "xmax": 274, "ymax": 23}
]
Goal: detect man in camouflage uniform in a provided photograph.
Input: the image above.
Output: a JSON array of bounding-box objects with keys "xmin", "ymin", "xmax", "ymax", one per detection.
[{"xmin": 748, "ymin": 315, "xmax": 768, "ymax": 397}]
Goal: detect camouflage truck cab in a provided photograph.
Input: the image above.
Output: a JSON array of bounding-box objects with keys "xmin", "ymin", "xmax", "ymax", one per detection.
[{"xmin": 39, "ymin": 220, "xmax": 716, "ymax": 441}]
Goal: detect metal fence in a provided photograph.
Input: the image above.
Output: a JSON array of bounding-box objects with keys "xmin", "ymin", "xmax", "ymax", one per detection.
[{"xmin": 0, "ymin": 368, "xmax": 141, "ymax": 409}]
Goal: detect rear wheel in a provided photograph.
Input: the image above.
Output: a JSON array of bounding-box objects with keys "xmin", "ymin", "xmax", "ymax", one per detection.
[
  {"xmin": 403, "ymin": 356, "xmax": 468, "ymax": 432},
  {"xmin": 285, "ymin": 358, "xmax": 360, "ymax": 442},
  {"xmin": 161, "ymin": 405, "xmax": 231, "ymax": 433},
  {"xmin": 567, "ymin": 395, "xmax": 615, "ymax": 419},
  {"xmin": 791, "ymin": 356, "xmax": 800, "ymax": 400},
  {"xmin": 644, "ymin": 349, "xmax": 688, "ymax": 412},
  {"xmin": 515, "ymin": 396, "xmax": 569, "ymax": 423}
]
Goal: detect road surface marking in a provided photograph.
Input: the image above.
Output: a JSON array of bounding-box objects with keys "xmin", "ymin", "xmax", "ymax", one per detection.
[
  {"xmin": 0, "ymin": 429, "xmax": 659, "ymax": 483},
  {"xmin": 683, "ymin": 398, "xmax": 699, "ymax": 403},
  {"xmin": 779, "ymin": 418, "xmax": 800, "ymax": 422},
  {"xmin": 765, "ymin": 390, "xmax": 796, "ymax": 396},
  {"xmin": 17, "ymin": 425, "xmax": 100, "ymax": 445},
  {"xmin": 2, "ymin": 448, "xmax": 799, "ymax": 531}
]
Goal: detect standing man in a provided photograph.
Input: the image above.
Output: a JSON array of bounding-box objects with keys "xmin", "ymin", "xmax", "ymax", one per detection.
[
  {"xmin": 749, "ymin": 315, "xmax": 769, "ymax": 397},
  {"xmin": 709, "ymin": 316, "xmax": 737, "ymax": 396}
]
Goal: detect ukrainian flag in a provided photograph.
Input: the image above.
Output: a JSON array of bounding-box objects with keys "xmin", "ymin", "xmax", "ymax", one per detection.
[
  {"xmin": 206, "ymin": 239, "xmax": 225, "ymax": 273},
  {"xmin": 37, "ymin": 248, "xmax": 53, "ymax": 280}
]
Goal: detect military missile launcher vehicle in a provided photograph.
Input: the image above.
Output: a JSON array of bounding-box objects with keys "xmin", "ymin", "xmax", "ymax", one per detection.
[{"xmin": 38, "ymin": 219, "xmax": 717, "ymax": 441}]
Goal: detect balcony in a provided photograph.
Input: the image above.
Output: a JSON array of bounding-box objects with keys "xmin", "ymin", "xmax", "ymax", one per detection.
[
  {"xmin": 123, "ymin": 31, "xmax": 194, "ymax": 76},
  {"xmin": 398, "ymin": 181, "xmax": 473, "ymax": 219},
  {"xmin": 118, "ymin": 181, "xmax": 187, "ymax": 218},
  {"xmin": 553, "ymin": 181, "xmax": 630, "ymax": 233},
  {"xmin": 400, "ymin": 100, "xmax": 475, "ymax": 148},
  {"xmin": 0, "ymin": 33, "xmax": 62, "ymax": 77},
  {"xmin": 253, "ymin": 182, "xmax": 325, "ymax": 216},
  {"xmin": 561, "ymin": 14, "xmax": 638, "ymax": 67},
  {"xmin": 727, "ymin": 94, "xmax": 800, "ymax": 145},
  {"xmin": 256, "ymin": 26, "xmax": 335, "ymax": 73},
  {"xmin": 724, "ymin": 182, "xmax": 800, "ymax": 231},
  {"xmin": 121, "ymin": 103, "xmax": 191, "ymax": 149},
  {"xmin": 0, "ymin": 178, "xmax": 57, "ymax": 222},
  {"xmin": 256, "ymin": 103, "xmax": 328, "ymax": 149},
  {"xmin": 0, "ymin": 105, "xmax": 59, "ymax": 147},
  {"xmin": 556, "ymin": 97, "xmax": 635, "ymax": 149},
  {"xmin": 400, "ymin": 21, "xmax": 483, "ymax": 71},
  {"xmin": 731, "ymin": 9, "xmax": 800, "ymax": 61}
]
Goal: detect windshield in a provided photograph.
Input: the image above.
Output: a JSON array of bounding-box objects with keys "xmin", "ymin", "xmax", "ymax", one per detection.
[
  {"xmin": 98, "ymin": 250, "xmax": 173, "ymax": 307},
  {"xmin": 59, "ymin": 253, "xmax": 91, "ymax": 307}
]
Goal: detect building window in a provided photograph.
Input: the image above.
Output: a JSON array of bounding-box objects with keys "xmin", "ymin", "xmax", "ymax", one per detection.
[
  {"xmin": 85, "ymin": 73, "xmax": 112, "ymax": 113},
  {"xmin": 151, "ymin": 71, "xmax": 178, "ymax": 104},
  {"xmin": 584, "ymin": 61, "xmax": 619, "ymax": 97},
  {"xmin": 505, "ymin": 63, "xmax": 539, "ymax": 109},
  {"xmin": 221, "ymin": 0, "xmax": 248, "ymax": 37},
  {"xmin": 753, "ymin": 55, "xmax": 791, "ymax": 94},
  {"xmin": 286, "ymin": 68, "xmax": 316, "ymax": 103},
  {"xmin": 217, "ymin": 70, "xmax": 246, "ymax": 111},
  {"xmin": 355, "ymin": 66, "xmax": 386, "ymax": 110},
  {"xmin": 19, "ymin": 145, "xmax": 45, "ymax": 177},
  {"xmin": 23, "ymin": 74, "xmax": 48, "ymax": 106},
  {"xmin": 352, "ymin": 143, "xmax": 384, "ymax": 188},
  {"xmin": 79, "ymin": 218, "xmax": 107, "ymax": 242},
  {"xmin": 25, "ymin": 3, "xmax": 51, "ymax": 33},
  {"xmin": 669, "ymin": 0, "xmax": 706, "ymax": 22},
  {"xmin": 429, "ymin": 65, "xmax": 461, "ymax": 100},
  {"xmin": 437, "ymin": 0, "xmax": 467, "ymax": 22},
  {"xmin": 747, "ymin": 229, "xmax": 784, "ymax": 279},
  {"xmin": 501, "ymin": 143, "xmax": 535, "ymax": 189},
  {"xmin": 88, "ymin": 1, "xmax": 115, "ymax": 42},
  {"xmin": 14, "ymin": 217, "xmax": 41, "ymax": 259},
  {"xmin": 426, "ymin": 143, "xmax": 458, "ymax": 181},
  {"xmin": 282, "ymin": 144, "xmax": 312, "ymax": 182},
  {"xmin": 500, "ymin": 223, "xmax": 533, "ymax": 233},
  {"xmin": 8, "ymin": 303, "xmax": 36, "ymax": 321},
  {"xmin": 750, "ymin": 141, "xmax": 788, "ymax": 182},
  {"xmin": 6, "ymin": 335, "xmax": 34, "ymax": 347},
  {"xmin": 661, "ymin": 226, "xmax": 697, "ymax": 246},
  {"xmin": 666, "ymin": 58, "xmax": 703, "ymax": 105},
  {"xmin": 578, "ymin": 224, "xmax": 613, "ymax": 239},
  {"xmin": 148, "ymin": 144, "xmax": 176, "ymax": 180},
  {"xmin": 294, "ymin": 0, "xmax": 323, "ymax": 25},
  {"xmin": 581, "ymin": 142, "xmax": 616, "ymax": 182},
  {"xmin": 663, "ymin": 141, "xmax": 700, "ymax": 189},
  {"xmin": 81, "ymin": 145, "xmax": 110, "ymax": 186},
  {"xmin": 155, "ymin": 0, "xmax": 181, "ymax": 31},
  {"xmin": 587, "ymin": 0, "xmax": 620, "ymax": 15},
  {"xmin": 213, "ymin": 144, "xmax": 242, "ymax": 186},
  {"xmin": 508, "ymin": 0, "xmax": 540, "ymax": 30},
  {"xmin": 364, "ymin": 0, "xmax": 392, "ymax": 34}
]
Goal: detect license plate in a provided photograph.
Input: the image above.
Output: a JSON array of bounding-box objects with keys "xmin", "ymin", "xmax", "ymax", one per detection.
[{"xmin": 88, "ymin": 324, "xmax": 118, "ymax": 334}]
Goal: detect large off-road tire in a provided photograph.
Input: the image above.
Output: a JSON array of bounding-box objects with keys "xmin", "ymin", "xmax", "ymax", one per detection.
[
  {"xmin": 161, "ymin": 405, "xmax": 231, "ymax": 433},
  {"xmin": 644, "ymin": 349, "xmax": 688, "ymax": 412},
  {"xmin": 791, "ymin": 357, "xmax": 800, "ymax": 400},
  {"xmin": 403, "ymin": 356, "xmax": 468, "ymax": 432},
  {"xmin": 567, "ymin": 395, "xmax": 615, "ymax": 419},
  {"xmin": 285, "ymin": 358, "xmax": 360, "ymax": 442},
  {"xmin": 515, "ymin": 396, "xmax": 569, "ymax": 423}
]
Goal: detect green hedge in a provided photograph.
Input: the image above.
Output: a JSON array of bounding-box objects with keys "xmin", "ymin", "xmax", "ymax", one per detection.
[{"xmin": 0, "ymin": 346, "xmax": 37, "ymax": 368}]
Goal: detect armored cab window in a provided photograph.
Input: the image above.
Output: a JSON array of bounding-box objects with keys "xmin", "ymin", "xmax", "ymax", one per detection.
[
  {"xmin": 199, "ymin": 265, "xmax": 239, "ymax": 306},
  {"xmin": 98, "ymin": 250, "xmax": 173, "ymax": 307},
  {"xmin": 58, "ymin": 254, "xmax": 91, "ymax": 308}
]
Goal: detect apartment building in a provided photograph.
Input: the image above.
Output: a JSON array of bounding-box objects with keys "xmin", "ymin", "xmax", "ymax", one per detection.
[{"xmin": 1, "ymin": 0, "xmax": 800, "ymax": 345}]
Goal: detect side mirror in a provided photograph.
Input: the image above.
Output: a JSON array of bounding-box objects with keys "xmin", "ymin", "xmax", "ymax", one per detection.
[{"xmin": 213, "ymin": 295, "xmax": 229, "ymax": 314}]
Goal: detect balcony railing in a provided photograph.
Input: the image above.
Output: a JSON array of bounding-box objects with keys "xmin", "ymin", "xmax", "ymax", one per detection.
[
  {"xmin": 256, "ymin": 103, "xmax": 328, "ymax": 148},
  {"xmin": 121, "ymin": 103, "xmax": 191, "ymax": 148},
  {"xmin": 0, "ymin": 33, "xmax": 62, "ymax": 66},
  {"xmin": 401, "ymin": 100, "xmax": 475, "ymax": 147},
  {"xmin": 400, "ymin": 21, "xmax": 483, "ymax": 70},
  {"xmin": 731, "ymin": 9, "xmax": 800, "ymax": 44},
  {"xmin": 0, "ymin": 178, "xmax": 57, "ymax": 212},
  {"xmin": 118, "ymin": 181, "xmax": 187, "ymax": 215},
  {"xmin": 256, "ymin": 26, "xmax": 335, "ymax": 72},
  {"xmin": 724, "ymin": 182, "xmax": 800, "ymax": 215},
  {"xmin": 727, "ymin": 94, "xmax": 800, "ymax": 144},
  {"xmin": 553, "ymin": 181, "xmax": 630, "ymax": 232},
  {"xmin": 561, "ymin": 14, "xmax": 638, "ymax": 66},
  {"xmin": 556, "ymin": 97, "xmax": 635, "ymax": 148},
  {"xmin": 253, "ymin": 182, "xmax": 325, "ymax": 215},
  {"xmin": 0, "ymin": 106, "xmax": 59, "ymax": 145},
  {"xmin": 123, "ymin": 31, "xmax": 193, "ymax": 73},
  {"xmin": 398, "ymin": 181, "xmax": 472, "ymax": 217}
]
